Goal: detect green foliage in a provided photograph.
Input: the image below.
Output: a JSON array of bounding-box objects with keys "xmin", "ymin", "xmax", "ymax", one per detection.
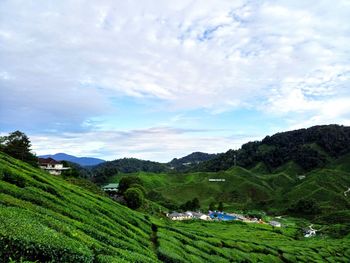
[
  {"xmin": 0, "ymin": 131, "xmax": 37, "ymax": 167},
  {"xmin": 91, "ymin": 158, "xmax": 168, "ymax": 184},
  {"xmin": 0, "ymin": 152, "xmax": 158, "ymax": 263},
  {"xmin": 179, "ymin": 197, "xmax": 200, "ymax": 211},
  {"xmin": 0, "ymin": 207, "xmax": 93, "ymax": 263},
  {"xmin": 217, "ymin": 201, "xmax": 224, "ymax": 211},
  {"xmin": 1, "ymin": 151, "xmax": 350, "ymax": 262},
  {"xmin": 129, "ymin": 183, "xmax": 147, "ymax": 195},
  {"xmin": 208, "ymin": 202, "xmax": 216, "ymax": 211},
  {"xmin": 124, "ymin": 187, "xmax": 144, "ymax": 209},
  {"xmin": 118, "ymin": 176, "xmax": 143, "ymax": 194},
  {"xmin": 200, "ymin": 125, "xmax": 350, "ymax": 172},
  {"xmin": 168, "ymin": 152, "xmax": 218, "ymax": 171},
  {"xmin": 110, "ymin": 161, "xmax": 350, "ymax": 221},
  {"xmin": 288, "ymin": 199, "xmax": 321, "ymax": 216}
]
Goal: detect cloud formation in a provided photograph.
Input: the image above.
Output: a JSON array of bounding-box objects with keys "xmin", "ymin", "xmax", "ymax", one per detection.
[
  {"xmin": 1, "ymin": 0, "xmax": 349, "ymax": 160},
  {"xmin": 30, "ymin": 127, "xmax": 259, "ymax": 162}
]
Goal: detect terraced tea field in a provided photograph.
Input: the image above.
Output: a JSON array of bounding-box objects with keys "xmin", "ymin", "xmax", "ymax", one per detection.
[{"xmin": 1, "ymin": 152, "xmax": 349, "ymax": 262}]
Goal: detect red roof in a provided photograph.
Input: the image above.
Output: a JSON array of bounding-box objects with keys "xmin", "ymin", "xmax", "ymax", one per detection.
[{"xmin": 38, "ymin": 157, "xmax": 61, "ymax": 165}]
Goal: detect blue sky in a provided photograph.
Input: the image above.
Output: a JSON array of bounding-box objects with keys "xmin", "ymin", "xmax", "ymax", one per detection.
[{"xmin": 1, "ymin": 0, "xmax": 350, "ymax": 162}]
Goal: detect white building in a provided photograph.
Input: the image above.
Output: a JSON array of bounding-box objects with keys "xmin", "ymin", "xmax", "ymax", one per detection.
[
  {"xmin": 192, "ymin": 212, "xmax": 211, "ymax": 220},
  {"xmin": 167, "ymin": 212, "xmax": 192, "ymax": 221},
  {"xmin": 269, "ymin": 221, "xmax": 282, "ymax": 227},
  {"xmin": 102, "ymin": 183, "xmax": 119, "ymax": 192},
  {"xmin": 38, "ymin": 158, "xmax": 70, "ymax": 175}
]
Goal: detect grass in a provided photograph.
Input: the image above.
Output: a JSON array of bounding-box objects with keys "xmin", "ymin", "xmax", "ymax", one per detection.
[
  {"xmin": 110, "ymin": 162, "xmax": 350, "ymax": 215},
  {"xmin": 1, "ymin": 152, "xmax": 350, "ymax": 262}
]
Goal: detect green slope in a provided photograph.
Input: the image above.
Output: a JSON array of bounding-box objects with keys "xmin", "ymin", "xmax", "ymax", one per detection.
[
  {"xmin": 1, "ymin": 152, "xmax": 350, "ymax": 262},
  {"xmin": 0, "ymin": 152, "xmax": 158, "ymax": 262},
  {"xmin": 111, "ymin": 158, "xmax": 350, "ymax": 216}
]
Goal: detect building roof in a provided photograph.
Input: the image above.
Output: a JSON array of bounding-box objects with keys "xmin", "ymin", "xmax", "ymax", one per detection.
[
  {"xmin": 38, "ymin": 157, "xmax": 60, "ymax": 165},
  {"xmin": 269, "ymin": 221, "xmax": 281, "ymax": 226},
  {"xmin": 102, "ymin": 183, "xmax": 119, "ymax": 190},
  {"xmin": 168, "ymin": 212, "xmax": 184, "ymax": 218}
]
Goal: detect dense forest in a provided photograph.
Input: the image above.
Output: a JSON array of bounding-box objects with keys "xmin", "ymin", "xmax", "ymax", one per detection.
[
  {"xmin": 199, "ymin": 125, "xmax": 350, "ymax": 172},
  {"xmin": 168, "ymin": 152, "xmax": 218, "ymax": 170}
]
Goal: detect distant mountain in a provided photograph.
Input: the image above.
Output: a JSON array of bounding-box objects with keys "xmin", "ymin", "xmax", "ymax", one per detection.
[
  {"xmin": 168, "ymin": 152, "xmax": 218, "ymax": 170},
  {"xmin": 39, "ymin": 153, "xmax": 105, "ymax": 166}
]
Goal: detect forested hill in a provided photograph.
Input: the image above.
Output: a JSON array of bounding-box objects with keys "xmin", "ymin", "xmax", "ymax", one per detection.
[
  {"xmin": 199, "ymin": 125, "xmax": 350, "ymax": 172},
  {"xmin": 90, "ymin": 152, "xmax": 218, "ymax": 183},
  {"xmin": 91, "ymin": 158, "xmax": 169, "ymax": 184},
  {"xmin": 168, "ymin": 152, "xmax": 218, "ymax": 170}
]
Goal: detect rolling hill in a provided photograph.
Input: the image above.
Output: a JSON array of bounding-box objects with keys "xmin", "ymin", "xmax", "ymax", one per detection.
[
  {"xmin": 1, "ymin": 152, "xmax": 350, "ymax": 262},
  {"xmin": 199, "ymin": 125, "xmax": 350, "ymax": 172},
  {"xmin": 109, "ymin": 158, "xmax": 350, "ymax": 225},
  {"xmin": 168, "ymin": 152, "xmax": 218, "ymax": 170}
]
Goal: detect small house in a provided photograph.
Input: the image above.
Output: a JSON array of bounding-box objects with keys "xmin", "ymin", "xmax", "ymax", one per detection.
[
  {"xmin": 269, "ymin": 221, "xmax": 282, "ymax": 227},
  {"xmin": 192, "ymin": 212, "xmax": 210, "ymax": 220},
  {"xmin": 102, "ymin": 183, "xmax": 119, "ymax": 192},
  {"xmin": 167, "ymin": 212, "xmax": 191, "ymax": 221},
  {"xmin": 38, "ymin": 158, "xmax": 70, "ymax": 175}
]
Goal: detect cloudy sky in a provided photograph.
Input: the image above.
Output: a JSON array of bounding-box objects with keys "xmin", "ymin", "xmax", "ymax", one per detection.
[{"xmin": 1, "ymin": 0, "xmax": 350, "ymax": 162}]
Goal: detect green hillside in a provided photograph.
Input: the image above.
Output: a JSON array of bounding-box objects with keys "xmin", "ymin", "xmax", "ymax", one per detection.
[
  {"xmin": 199, "ymin": 125, "xmax": 350, "ymax": 172},
  {"xmin": 111, "ymin": 159, "xmax": 350, "ymax": 219},
  {"xmin": 0, "ymin": 152, "xmax": 158, "ymax": 262},
  {"xmin": 1, "ymin": 152, "xmax": 350, "ymax": 262}
]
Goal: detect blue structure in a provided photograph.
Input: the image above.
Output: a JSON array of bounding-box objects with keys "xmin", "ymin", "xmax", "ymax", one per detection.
[{"xmin": 209, "ymin": 212, "xmax": 237, "ymax": 221}]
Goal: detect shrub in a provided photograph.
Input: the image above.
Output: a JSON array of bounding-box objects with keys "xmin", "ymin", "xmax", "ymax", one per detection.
[
  {"xmin": 124, "ymin": 188, "xmax": 144, "ymax": 209},
  {"xmin": 118, "ymin": 176, "xmax": 143, "ymax": 194}
]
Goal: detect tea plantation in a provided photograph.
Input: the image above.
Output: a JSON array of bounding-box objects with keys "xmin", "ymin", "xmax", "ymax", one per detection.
[{"xmin": 1, "ymin": 152, "xmax": 350, "ymax": 262}]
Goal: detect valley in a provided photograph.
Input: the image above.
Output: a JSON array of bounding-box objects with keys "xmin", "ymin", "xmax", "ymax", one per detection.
[
  {"xmin": 1, "ymin": 125, "xmax": 350, "ymax": 262},
  {"xmin": 1, "ymin": 152, "xmax": 350, "ymax": 262}
]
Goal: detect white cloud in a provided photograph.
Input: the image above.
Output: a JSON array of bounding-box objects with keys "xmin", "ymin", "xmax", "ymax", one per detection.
[
  {"xmin": 1, "ymin": 1, "xmax": 349, "ymax": 115},
  {"xmin": 1, "ymin": 0, "xmax": 350, "ymax": 159},
  {"xmin": 30, "ymin": 127, "xmax": 259, "ymax": 162}
]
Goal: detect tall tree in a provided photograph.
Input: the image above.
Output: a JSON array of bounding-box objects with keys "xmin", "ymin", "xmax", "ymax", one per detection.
[
  {"xmin": 209, "ymin": 202, "xmax": 216, "ymax": 211},
  {"xmin": 1, "ymin": 131, "xmax": 37, "ymax": 166},
  {"xmin": 124, "ymin": 188, "xmax": 144, "ymax": 209},
  {"xmin": 217, "ymin": 201, "xmax": 224, "ymax": 212}
]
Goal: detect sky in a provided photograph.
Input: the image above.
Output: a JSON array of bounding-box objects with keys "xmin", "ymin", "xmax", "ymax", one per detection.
[{"xmin": 1, "ymin": 0, "xmax": 350, "ymax": 162}]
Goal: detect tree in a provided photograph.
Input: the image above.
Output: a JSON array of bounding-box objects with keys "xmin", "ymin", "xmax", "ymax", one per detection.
[
  {"xmin": 124, "ymin": 187, "xmax": 144, "ymax": 209},
  {"xmin": 191, "ymin": 197, "xmax": 200, "ymax": 211},
  {"xmin": 209, "ymin": 202, "xmax": 216, "ymax": 211},
  {"xmin": 180, "ymin": 197, "xmax": 201, "ymax": 211},
  {"xmin": 288, "ymin": 198, "xmax": 321, "ymax": 215},
  {"xmin": 61, "ymin": 161, "xmax": 80, "ymax": 178},
  {"xmin": 118, "ymin": 176, "xmax": 143, "ymax": 194},
  {"xmin": 217, "ymin": 201, "xmax": 224, "ymax": 212},
  {"xmin": 1, "ymin": 131, "xmax": 37, "ymax": 166},
  {"xmin": 129, "ymin": 183, "xmax": 147, "ymax": 195}
]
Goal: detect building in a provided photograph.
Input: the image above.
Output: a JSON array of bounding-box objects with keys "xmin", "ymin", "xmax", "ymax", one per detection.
[
  {"xmin": 38, "ymin": 158, "xmax": 70, "ymax": 175},
  {"xmin": 191, "ymin": 212, "xmax": 211, "ymax": 220},
  {"xmin": 167, "ymin": 212, "xmax": 192, "ymax": 221},
  {"xmin": 269, "ymin": 221, "xmax": 282, "ymax": 227},
  {"xmin": 102, "ymin": 183, "xmax": 119, "ymax": 192}
]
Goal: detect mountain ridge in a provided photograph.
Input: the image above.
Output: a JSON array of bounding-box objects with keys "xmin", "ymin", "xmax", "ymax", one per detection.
[{"xmin": 39, "ymin": 153, "xmax": 105, "ymax": 166}]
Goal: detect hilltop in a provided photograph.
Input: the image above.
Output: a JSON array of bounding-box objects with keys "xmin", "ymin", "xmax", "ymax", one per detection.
[
  {"xmin": 168, "ymin": 152, "xmax": 218, "ymax": 171},
  {"xmin": 1, "ymin": 152, "xmax": 350, "ymax": 262},
  {"xmin": 199, "ymin": 125, "xmax": 350, "ymax": 172}
]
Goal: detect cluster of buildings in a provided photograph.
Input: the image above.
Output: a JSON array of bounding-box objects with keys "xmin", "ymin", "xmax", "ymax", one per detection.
[
  {"xmin": 167, "ymin": 211, "xmax": 211, "ymax": 221},
  {"xmin": 167, "ymin": 210, "xmax": 283, "ymax": 229}
]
